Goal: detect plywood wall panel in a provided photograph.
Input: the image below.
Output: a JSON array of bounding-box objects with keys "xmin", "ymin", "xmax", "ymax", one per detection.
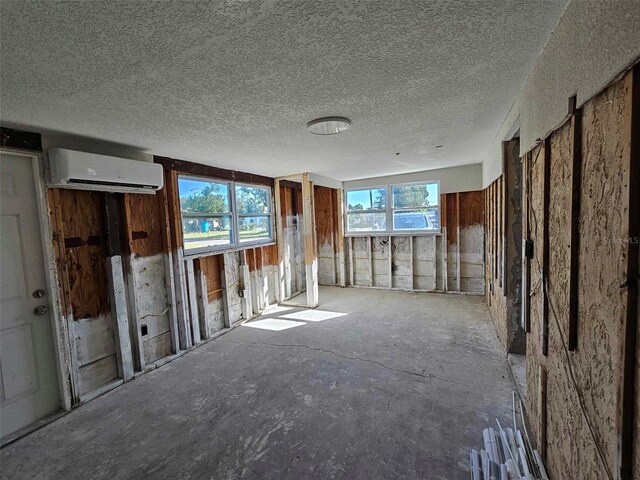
[
  {"xmin": 124, "ymin": 193, "xmax": 165, "ymax": 257},
  {"xmin": 525, "ymin": 143, "xmax": 546, "ymax": 447}
]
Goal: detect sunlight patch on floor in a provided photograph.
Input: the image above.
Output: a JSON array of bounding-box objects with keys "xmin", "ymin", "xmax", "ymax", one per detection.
[
  {"xmin": 242, "ymin": 319, "xmax": 307, "ymax": 331},
  {"xmin": 279, "ymin": 310, "xmax": 347, "ymax": 322}
]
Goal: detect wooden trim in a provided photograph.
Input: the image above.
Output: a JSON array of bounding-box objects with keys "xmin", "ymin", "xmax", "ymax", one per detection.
[
  {"xmin": 539, "ymin": 365, "xmax": 548, "ymax": 458},
  {"xmin": 0, "ymin": 127, "xmax": 42, "ymax": 151},
  {"xmin": 523, "ymin": 152, "xmax": 532, "ymax": 333},
  {"xmin": 542, "ymin": 138, "xmax": 551, "ymax": 356},
  {"xmin": 568, "ymin": 107, "xmax": 583, "ymax": 351},
  {"xmin": 48, "ymin": 187, "xmax": 80, "ymax": 401},
  {"xmin": 279, "ymin": 179, "xmax": 301, "ymax": 190},
  {"xmin": 154, "ymin": 155, "xmax": 274, "ymax": 187},
  {"xmin": 616, "ymin": 64, "xmax": 639, "ymax": 480},
  {"xmin": 493, "ymin": 180, "xmax": 499, "ymax": 280}
]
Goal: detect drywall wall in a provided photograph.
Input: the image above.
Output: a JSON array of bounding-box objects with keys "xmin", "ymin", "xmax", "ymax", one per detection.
[
  {"xmin": 484, "ymin": 0, "xmax": 640, "ymax": 187},
  {"xmin": 344, "ymin": 163, "xmax": 482, "ymax": 194}
]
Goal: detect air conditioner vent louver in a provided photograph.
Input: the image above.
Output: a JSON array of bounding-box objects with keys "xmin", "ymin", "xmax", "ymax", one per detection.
[{"xmin": 48, "ymin": 148, "xmax": 163, "ymax": 194}]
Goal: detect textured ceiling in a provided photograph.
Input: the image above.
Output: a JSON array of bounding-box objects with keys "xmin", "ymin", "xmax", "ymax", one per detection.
[{"xmin": 1, "ymin": 0, "xmax": 567, "ymax": 181}]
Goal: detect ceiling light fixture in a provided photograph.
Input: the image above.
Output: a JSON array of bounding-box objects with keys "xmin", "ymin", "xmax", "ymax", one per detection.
[{"xmin": 307, "ymin": 117, "xmax": 351, "ymax": 135}]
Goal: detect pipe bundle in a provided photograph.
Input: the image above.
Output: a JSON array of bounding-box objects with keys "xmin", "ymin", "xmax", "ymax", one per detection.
[{"xmin": 470, "ymin": 393, "xmax": 549, "ymax": 480}]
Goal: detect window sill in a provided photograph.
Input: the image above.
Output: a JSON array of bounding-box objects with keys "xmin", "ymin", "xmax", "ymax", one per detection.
[
  {"xmin": 345, "ymin": 231, "xmax": 442, "ymax": 237},
  {"xmin": 182, "ymin": 240, "xmax": 276, "ymax": 260}
]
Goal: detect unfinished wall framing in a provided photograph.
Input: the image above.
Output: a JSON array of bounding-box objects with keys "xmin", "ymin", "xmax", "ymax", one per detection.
[
  {"xmin": 484, "ymin": 138, "xmax": 526, "ymax": 354},
  {"xmin": 345, "ymin": 190, "xmax": 484, "ymax": 294},
  {"xmin": 48, "ymin": 188, "xmax": 121, "ymax": 400}
]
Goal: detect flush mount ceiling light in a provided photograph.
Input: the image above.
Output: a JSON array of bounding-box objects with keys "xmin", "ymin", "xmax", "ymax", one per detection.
[{"xmin": 307, "ymin": 117, "xmax": 351, "ymax": 135}]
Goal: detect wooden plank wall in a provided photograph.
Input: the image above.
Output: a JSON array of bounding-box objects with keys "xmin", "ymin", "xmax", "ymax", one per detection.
[
  {"xmin": 511, "ymin": 65, "xmax": 639, "ymax": 480},
  {"xmin": 314, "ymin": 186, "xmax": 340, "ymax": 286},
  {"xmin": 346, "ymin": 190, "xmax": 484, "ymax": 294}
]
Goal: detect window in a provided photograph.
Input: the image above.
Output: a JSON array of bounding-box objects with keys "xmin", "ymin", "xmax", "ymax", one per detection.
[
  {"xmin": 178, "ymin": 176, "xmax": 273, "ymax": 254},
  {"xmin": 345, "ymin": 181, "xmax": 439, "ymax": 234},
  {"xmin": 346, "ymin": 188, "xmax": 386, "ymax": 232}
]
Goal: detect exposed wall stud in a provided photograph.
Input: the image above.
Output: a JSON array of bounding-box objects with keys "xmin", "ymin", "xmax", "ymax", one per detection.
[
  {"xmin": 302, "ymin": 174, "xmax": 319, "ymax": 307},
  {"xmin": 568, "ymin": 106, "xmax": 583, "ymax": 351}
]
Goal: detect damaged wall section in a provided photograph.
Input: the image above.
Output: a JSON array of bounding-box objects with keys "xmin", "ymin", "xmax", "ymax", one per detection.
[
  {"xmin": 486, "ymin": 64, "xmax": 640, "ymax": 479},
  {"xmin": 346, "ymin": 190, "xmax": 484, "ymax": 294}
]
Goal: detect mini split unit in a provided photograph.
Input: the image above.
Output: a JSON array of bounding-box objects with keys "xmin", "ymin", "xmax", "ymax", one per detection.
[{"xmin": 48, "ymin": 148, "xmax": 164, "ymax": 194}]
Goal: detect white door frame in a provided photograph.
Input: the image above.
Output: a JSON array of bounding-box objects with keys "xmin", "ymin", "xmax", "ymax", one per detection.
[{"xmin": 1, "ymin": 148, "xmax": 73, "ymax": 412}]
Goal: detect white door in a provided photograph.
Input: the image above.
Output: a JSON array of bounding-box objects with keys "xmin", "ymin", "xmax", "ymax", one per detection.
[{"xmin": 1, "ymin": 152, "xmax": 60, "ymax": 438}]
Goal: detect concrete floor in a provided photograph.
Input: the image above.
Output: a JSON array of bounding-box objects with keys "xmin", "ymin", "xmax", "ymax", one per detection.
[{"xmin": 1, "ymin": 287, "xmax": 516, "ymax": 480}]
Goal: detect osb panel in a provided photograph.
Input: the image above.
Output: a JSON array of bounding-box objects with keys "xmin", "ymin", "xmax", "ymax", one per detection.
[
  {"xmin": 545, "ymin": 118, "xmax": 595, "ymax": 477},
  {"xmin": 59, "ymin": 189, "xmax": 110, "ymax": 320},
  {"xmin": 124, "ymin": 193, "xmax": 165, "ymax": 257},
  {"xmin": 525, "ymin": 143, "xmax": 545, "ymax": 445},
  {"xmin": 548, "ymin": 121, "xmax": 572, "ymax": 341},
  {"xmin": 60, "ymin": 189, "xmax": 103, "ymax": 240},
  {"xmin": 566, "ymin": 73, "xmax": 631, "ymax": 478},
  {"xmin": 199, "ymin": 254, "xmax": 223, "ymax": 301}
]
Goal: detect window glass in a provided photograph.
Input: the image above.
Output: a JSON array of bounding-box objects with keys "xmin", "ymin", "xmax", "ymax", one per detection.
[
  {"xmin": 346, "ymin": 182, "xmax": 439, "ymax": 234},
  {"xmin": 392, "ymin": 183, "xmax": 438, "ymax": 208},
  {"xmin": 235, "ymin": 185, "xmax": 270, "ymax": 214},
  {"xmin": 238, "ymin": 216, "xmax": 271, "ymax": 242},
  {"xmin": 179, "ymin": 178, "xmax": 230, "ymax": 214},
  {"xmin": 393, "ymin": 209, "xmax": 440, "ymax": 230},
  {"xmin": 181, "ymin": 216, "xmax": 232, "ymax": 249},
  {"xmin": 346, "ymin": 212, "xmax": 387, "ymax": 232},
  {"xmin": 346, "ymin": 188, "xmax": 386, "ymax": 211},
  {"xmin": 178, "ymin": 175, "xmax": 274, "ymax": 254}
]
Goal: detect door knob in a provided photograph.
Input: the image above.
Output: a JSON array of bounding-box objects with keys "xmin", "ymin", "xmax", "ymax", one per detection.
[{"xmin": 33, "ymin": 305, "xmax": 48, "ymax": 316}]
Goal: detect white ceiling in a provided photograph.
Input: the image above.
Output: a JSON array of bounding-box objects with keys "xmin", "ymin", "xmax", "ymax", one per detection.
[{"xmin": 1, "ymin": 0, "xmax": 567, "ymax": 181}]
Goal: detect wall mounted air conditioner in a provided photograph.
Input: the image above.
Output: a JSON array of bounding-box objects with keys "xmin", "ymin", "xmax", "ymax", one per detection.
[{"xmin": 48, "ymin": 148, "xmax": 164, "ymax": 194}]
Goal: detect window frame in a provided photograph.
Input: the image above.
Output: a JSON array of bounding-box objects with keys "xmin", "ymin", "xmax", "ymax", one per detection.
[
  {"xmin": 344, "ymin": 180, "xmax": 441, "ymax": 236},
  {"xmin": 178, "ymin": 174, "xmax": 275, "ymax": 256}
]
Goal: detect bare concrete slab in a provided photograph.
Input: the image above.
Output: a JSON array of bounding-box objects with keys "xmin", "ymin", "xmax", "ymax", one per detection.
[{"xmin": 0, "ymin": 287, "xmax": 515, "ymax": 480}]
